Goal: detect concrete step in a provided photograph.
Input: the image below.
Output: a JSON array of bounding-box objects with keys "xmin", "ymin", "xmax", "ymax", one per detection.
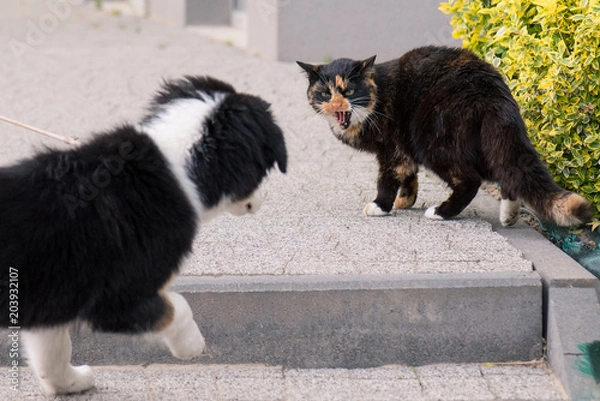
[{"xmin": 0, "ymin": 272, "xmax": 542, "ymax": 369}]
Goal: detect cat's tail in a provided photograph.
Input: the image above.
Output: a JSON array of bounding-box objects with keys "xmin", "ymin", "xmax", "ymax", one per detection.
[
  {"xmin": 484, "ymin": 114, "xmax": 593, "ymax": 227},
  {"xmin": 542, "ymin": 191, "xmax": 594, "ymax": 227}
]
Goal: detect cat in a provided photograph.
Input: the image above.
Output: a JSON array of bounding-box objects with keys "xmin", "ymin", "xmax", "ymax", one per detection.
[
  {"xmin": 0, "ymin": 76, "xmax": 287, "ymax": 395},
  {"xmin": 298, "ymin": 46, "xmax": 593, "ymax": 227}
]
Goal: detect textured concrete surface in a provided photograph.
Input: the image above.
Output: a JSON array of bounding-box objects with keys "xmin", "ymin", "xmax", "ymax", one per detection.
[
  {"xmin": 497, "ymin": 226, "xmax": 599, "ymax": 289},
  {"xmin": 0, "ymin": 3, "xmax": 572, "ymax": 399},
  {"xmin": 547, "ymin": 288, "xmax": 600, "ymax": 401},
  {"xmin": 2, "ymin": 363, "xmax": 567, "ymax": 401}
]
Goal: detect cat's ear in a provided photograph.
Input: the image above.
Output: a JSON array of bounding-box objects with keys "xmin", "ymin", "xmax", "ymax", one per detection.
[
  {"xmin": 297, "ymin": 61, "xmax": 321, "ymax": 83},
  {"xmin": 350, "ymin": 55, "xmax": 377, "ymax": 77},
  {"xmin": 360, "ymin": 55, "xmax": 377, "ymax": 70}
]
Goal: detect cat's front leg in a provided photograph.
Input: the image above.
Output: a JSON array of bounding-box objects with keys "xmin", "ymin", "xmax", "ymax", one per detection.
[
  {"xmin": 365, "ymin": 158, "xmax": 418, "ymax": 216},
  {"xmin": 23, "ymin": 326, "xmax": 95, "ymax": 395},
  {"xmin": 364, "ymin": 167, "xmax": 401, "ymax": 216}
]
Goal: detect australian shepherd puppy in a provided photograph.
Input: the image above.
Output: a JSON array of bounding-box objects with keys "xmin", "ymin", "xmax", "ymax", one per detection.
[{"xmin": 0, "ymin": 76, "xmax": 287, "ymax": 395}]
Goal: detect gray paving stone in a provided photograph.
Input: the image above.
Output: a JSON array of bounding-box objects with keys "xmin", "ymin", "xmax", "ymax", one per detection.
[
  {"xmin": 417, "ymin": 364, "xmax": 484, "ymax": 378},
  {"xmin": 285, "ymin": 369, "xmax": 353, "ymax": 401},
  {"xmin": 4, "ymin": 363, "xmax": 568, "ymax": 401},
  {"xmin": 420, "ymin": 377, "xmax": 495, "ymax": 401},
  {"xmin": 215, "ymin": 366, "xmax": 285, "ymax": 401},
  {"xmin": 486, "ymin": 374, "xmax": 566, "ymax": 401}
]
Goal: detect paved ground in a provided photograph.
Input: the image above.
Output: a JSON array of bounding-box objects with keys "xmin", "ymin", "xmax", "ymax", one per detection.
[
  {"xmin": 0, "ymin": 3, "xmax": 568, "ymax": 400},
  {"xmin": 0, "ymin": 4, "xmax": 531, "ymax": 277},
  {"xmin": 4, "ymin": 363, "xmax": 566, "ymax": 401}
]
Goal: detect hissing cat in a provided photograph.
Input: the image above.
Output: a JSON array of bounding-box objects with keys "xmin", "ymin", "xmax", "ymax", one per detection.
[{"xmin": 298, "ymin": 46, "xmax": 592, "ymax": 227}]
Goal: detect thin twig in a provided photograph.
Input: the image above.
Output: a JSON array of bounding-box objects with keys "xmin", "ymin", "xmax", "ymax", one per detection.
[{"xmin": 0, "ymin": 115, "xmax": 79, "ymax": 145}]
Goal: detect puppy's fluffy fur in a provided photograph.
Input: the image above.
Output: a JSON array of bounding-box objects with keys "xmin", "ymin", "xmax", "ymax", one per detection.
[{"xmin": 0, "ymin": 76, "xmax": 287, "ymax": 395}]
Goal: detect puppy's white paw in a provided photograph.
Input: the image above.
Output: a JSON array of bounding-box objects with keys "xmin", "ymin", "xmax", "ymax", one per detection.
[
  {"xmin": 424, "ymin": 206, "xmax": 444, "ymax": 220},
  {"xmin": 169, "ymin": 320, "xmax": 205, "ymax": 360},
  {"xmin": 161, "ymin": 292, "xmax": 205, "ymax": 360},
  {"xmin": 363, "ymin": 202, "xmax": 388, "ymax": 216},
  {"xmin": 43, "ymin": 365, "xmax": 95, "ymax": 395},
  {"xmin": 70, "ymin": 365, "xmax": 95, "ymax": 393}
]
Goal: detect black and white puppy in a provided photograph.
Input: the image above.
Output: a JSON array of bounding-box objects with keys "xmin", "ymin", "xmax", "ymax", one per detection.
[{"xmin": 0, "ymin": 76, "xmax": 287, "ymax": 395}]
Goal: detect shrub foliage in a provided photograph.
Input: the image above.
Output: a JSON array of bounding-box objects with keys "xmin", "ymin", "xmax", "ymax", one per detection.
[{"xmin": 440, "ymin": 0, "xmax": 600, "ymax": 225}]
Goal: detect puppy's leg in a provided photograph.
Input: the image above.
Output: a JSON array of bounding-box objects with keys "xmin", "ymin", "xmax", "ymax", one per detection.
[
  {"xmin": 23, "ymin": 326, "xmax": 94, "ymax": 395},
  {"xmin": 156, "ymin": 291, "xmax": 205, "ymax": 360}
]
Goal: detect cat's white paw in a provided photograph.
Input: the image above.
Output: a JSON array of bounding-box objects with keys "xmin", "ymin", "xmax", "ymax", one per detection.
[
  {"xmin": 500, "ymin": 199, "xmax": 521, "ymax": 226},
  {"xmin": 424, "ymin": 206, "xmax": 444, "ymax": 220},
  {"xmin": 42, "ymin": 365, "xmax": 95, "ymax": 395},
  {"xmin": 363, "ymin": 202, "xmax": 388, "ymax": 216}
]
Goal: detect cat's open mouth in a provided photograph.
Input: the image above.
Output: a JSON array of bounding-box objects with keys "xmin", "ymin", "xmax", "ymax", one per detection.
[{"xmin": 335, "ymin": 111, "xmax": 352, "ymax": 129}]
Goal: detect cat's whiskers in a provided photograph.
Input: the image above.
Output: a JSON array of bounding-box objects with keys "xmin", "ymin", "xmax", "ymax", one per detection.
[
  {"xmin": 352, "ymin": 106, "xmax": 383, "ymax": 137},
  {"xmin": 368, "ymin": 108, "xmax": 392, "ymax": 121},
  {"xmin": 306, "ymin": 105, "xmax": 334, "ymax": 128},
  {"xmin": 349, "ymin": 96, "xmax": 372, "ymax": 103}
]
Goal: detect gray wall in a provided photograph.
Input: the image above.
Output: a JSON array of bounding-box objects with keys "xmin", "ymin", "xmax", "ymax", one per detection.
[
  {"xmin": 186, "ymin": 0, "xmax": 231, "ymax": 25},
  {"xmin": 149, "ymin": 0, "xmax": 231, "ymax": 26},
  {"xmin": 149, "ymin": 0, "xmax": 186, "ymax": 26},
  {"xmin": 248, "ymin": 0, "xmax": 460, "ymax": 62}
]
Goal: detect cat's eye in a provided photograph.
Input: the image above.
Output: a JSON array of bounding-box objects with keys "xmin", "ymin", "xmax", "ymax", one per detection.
[
  {"xmin": 345, "ymin": 89, "xmax": 355, "ymax": 96},
  {"xmin": 321, "ymin": 91, "xmax": 330, "ymax": 97}
]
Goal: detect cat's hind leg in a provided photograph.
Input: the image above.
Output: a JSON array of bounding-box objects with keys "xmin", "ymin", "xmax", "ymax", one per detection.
[
  {"xmin": 499, "ymin": 198, "xmax": 521, "ymax": 226},
  {"xmin": 23, "ymin": 326, "xmax": 95, "ymax": 395},
  {"xmin": 394, "ymin": 172, "xmax": 419, "ymax": 210},
  {"xmin": 156, "ymin": 291, "xmax": 205, "ymax": 360},
  {"xmin": 425, "ymin": 179, "xmax": 480, "ymax": 220},
  {"xmin": 365, "ymin": 157, "xmax": 416, "ymax": 216}
]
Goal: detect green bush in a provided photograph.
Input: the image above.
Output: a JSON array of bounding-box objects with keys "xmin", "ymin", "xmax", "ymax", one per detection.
[{"xmin": 440, "ymin": 0, "xmax": 600, "ymax": 228}]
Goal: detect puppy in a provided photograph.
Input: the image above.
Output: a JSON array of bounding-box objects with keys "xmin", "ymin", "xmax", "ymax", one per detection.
[{"xmin": 0, "ymin": 76, "xmax": 287, "ymax": 394}]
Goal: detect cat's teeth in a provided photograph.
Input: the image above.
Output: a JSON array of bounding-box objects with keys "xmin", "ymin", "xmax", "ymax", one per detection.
[{"xmin": 335, "ymin": 111, "xmax": 352, "ymax": 128}]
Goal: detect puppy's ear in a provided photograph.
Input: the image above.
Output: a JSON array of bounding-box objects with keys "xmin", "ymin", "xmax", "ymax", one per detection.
[{"xmin": 297, "ymin": 61, "xmax": 322, "ymax": 84}]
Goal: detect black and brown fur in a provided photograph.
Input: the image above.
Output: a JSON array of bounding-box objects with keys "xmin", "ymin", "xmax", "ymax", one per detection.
[{"xmin": 298, "ymin": 46, "xmax": 593, "ymax": 227}]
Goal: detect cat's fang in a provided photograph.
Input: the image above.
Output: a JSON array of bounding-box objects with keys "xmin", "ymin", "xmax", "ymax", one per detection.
[{"xmin": 336, "ymin": 111, "xmax": 352, "ymax": 129}]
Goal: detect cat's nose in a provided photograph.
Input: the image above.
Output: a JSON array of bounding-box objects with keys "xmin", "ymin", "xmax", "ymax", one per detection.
[{"xmin": 331, "ymin": 98, "xmax": 343, "ymax": 108}]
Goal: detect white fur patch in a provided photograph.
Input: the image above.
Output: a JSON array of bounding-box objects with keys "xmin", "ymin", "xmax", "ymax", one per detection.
[
  {"xmin": 23, "ymin": 326, "xmax": 95, "ymax": 395},
  {"xmin": 424, "ymin": 206, "xmax": 444, "ymax": 220},
  {"xmin": 139, "ymin": 94, "xmax": 226, "ymax": 220},
  {"xmin": 159, "ymin": 292, "xmax": 205, "ymax": 360},
  {"xmin": 363, "ymin": 202, "xmax": 388, "ymax": 216},
  {"xmin": 227, "ymin": 189, "xmax": 264, "ymax": 216},
  {"xmin": 500, "ymin": 198, "xmax": 521, "ymax": 226}
]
